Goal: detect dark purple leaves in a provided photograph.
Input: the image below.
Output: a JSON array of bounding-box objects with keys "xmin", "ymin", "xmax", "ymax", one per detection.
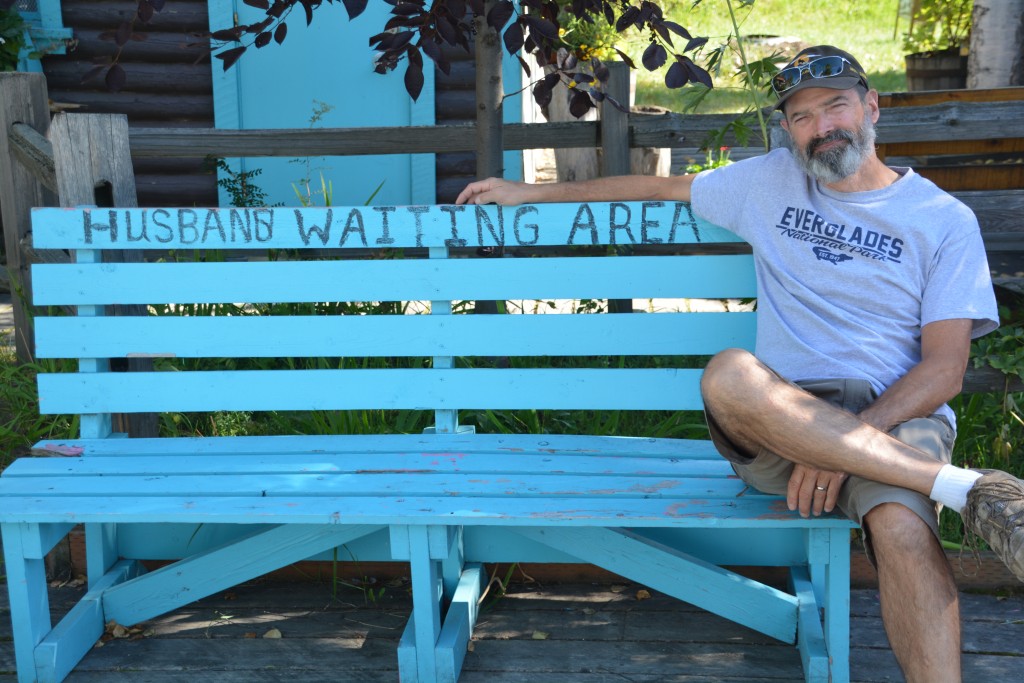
[
  {"xmin": 569, "ymin": 89, "xmax": 593, "ymax": 118},
  {"xmin": 661, "ymin": 20, "xmax": 690, "ymax": 40},
  {"xmin": 342, "ymin": 0, "xmax": 369, "ymax": 20},
  {"xmin": 300, "ymin": 0, "xmax": 315, "ymax": 25},
  {"xmin": 665, "ymin": 61, "xmax": 688, "ymax": 89},
  {"xmin": 105, "ymin": 64, "xmax": 126, "ymax": 92},
  {"xmin": 614, "ymin": 6, "xmax": 640, "ymax": 32},
  {"xmin": 487, "ymin": 0, "xmax": 515, "ymax": 32},
  {"xmin": 211, "ymin": 27, "xmax": 245, "ymax": 42},
  {"xmin": 216, "ymin": 46, "xmax": 248, "ymax": 71},
  {"xmin": 522, "ymin": 15, "xmax": 558, "ymax": 41},
  {"xmin": 115, "ymin": 21, "xmax": 132, "ymax": 47},
  {"xmin": 665, "ymin": 55, "xmax": 713, "ymax": 90},
  {"xmin": 613, "ymin": 47, "xmax": 636, "ymax": 69},
  {"xmin": 101, "ymin": 0, "xmax": 716, "ymax": 114},
  {"xmin": 642, "ymin": 42, "xmax": 667, "ymax": 71},
  {"xmin": 405, "ymin": 46, "xmax": 425, "ymax": 100},
  {"xmin": 603, "ymin": 93, "xmax": 629, "ymax": 114},
  {"xmin": 137, "ymin": 1, "xmax": 155, "ymax": 23},
  {"xmin": 392, "ymin": 2, "xmax": 423, "ymax": 16},
  {"xmin": 685, "ymin": 36, "xmax": 709, "ymax": 53},
  {"xmin": 531, "ymin": 71, "xmax": 561, "ymax": 108},
  {"xmin": 503, "ymin": 21, "xmax": 524, "ymax": 55},
  {"xmin": 81, "ymin": 64, "xmax": 107, "ymax": 84}
]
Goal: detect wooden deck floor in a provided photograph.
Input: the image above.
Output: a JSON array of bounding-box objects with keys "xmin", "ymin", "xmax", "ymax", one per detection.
[{"xmin": 2, "ymin": 573, "xmax": 1023, "ymax": 682}]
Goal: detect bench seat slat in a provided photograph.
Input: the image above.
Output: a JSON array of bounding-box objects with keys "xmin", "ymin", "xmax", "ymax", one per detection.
[
  {"xmin": 29, "ymin": 433, "xmax": 723, "ymax": 459},
  {"xmin": 0, "ymin": 472, "xmax": 762, "ymax": 499},
  {"xmin": 0, "ymin": 495, "xmax": 853, "ymax": 528},
  {"xmin": 35, "ymin": 311, "xmax": 756, "ymax": 359},
  {"xmin": 31, "ymin": 255, "xmax": 757, "ymax": 306},
  {"xmin": 37, "ymin": 368, "xmax": 706, "ymax": 414},
  {"xmin": 7, "ymin": 453, "xmax": 734, "ymax": 477}
]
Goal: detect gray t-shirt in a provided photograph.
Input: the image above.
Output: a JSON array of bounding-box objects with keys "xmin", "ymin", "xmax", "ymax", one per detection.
[{"xmin": 691, "ymin": 148, "xmax": 998, "ymax": 423}]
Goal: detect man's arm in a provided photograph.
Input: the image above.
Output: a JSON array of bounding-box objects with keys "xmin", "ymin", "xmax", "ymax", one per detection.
[
  {"xmin": 858, "ymin": 318, "xmax": 973, "ymax": 433},
  {"xmin": 456, "ymin": 174, "xmax": 696, "ymax": 206}
]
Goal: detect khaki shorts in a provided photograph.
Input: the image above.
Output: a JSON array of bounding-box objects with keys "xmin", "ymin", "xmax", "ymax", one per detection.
[{"xmin": 705, "ymin": 378, "xmax": 955, "ymax": 554}]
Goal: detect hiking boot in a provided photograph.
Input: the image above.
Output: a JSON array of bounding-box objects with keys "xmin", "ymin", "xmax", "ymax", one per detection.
[{"xmin": 962, "ymin": 469, "xmax": 1024, "ymax": 583}]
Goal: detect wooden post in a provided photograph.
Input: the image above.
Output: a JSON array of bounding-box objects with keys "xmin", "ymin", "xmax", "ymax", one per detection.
[
  {"xmin": 474, "ymin": 0, "xmax": 504, "ymax": 180},
  {"xmin": 601, "ymin": 62, "xmax": 634, "ymax": 314},
  {"xmin": 600, "ymin": 61, "xmax": 631, "ymax": 178},
  {"xmin": 0, "ymin": 72, "xmax": 55, "ymax": 362},
  {"xmin": 48, "ymin": 113, "xmax": 159, "ymax": 438}
]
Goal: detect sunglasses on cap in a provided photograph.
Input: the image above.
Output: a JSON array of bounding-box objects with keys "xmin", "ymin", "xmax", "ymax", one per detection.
[{"xmin": 771, "ymin": 55, "xmax": 865, "ymax": 95}]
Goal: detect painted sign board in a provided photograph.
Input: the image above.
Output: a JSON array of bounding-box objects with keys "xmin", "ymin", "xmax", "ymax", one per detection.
[{"xmin": 33, "ymin": 202, "xmax": 742, "ymax": 250}]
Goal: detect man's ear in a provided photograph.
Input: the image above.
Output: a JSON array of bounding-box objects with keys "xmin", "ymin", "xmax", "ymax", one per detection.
[
  {"xmin": 865, "ymin": 89, "xmax": 881, "ymax": 124},
  {"xmin": 779, "ymin": 115, "xmax": 790, "ymax": 133}
]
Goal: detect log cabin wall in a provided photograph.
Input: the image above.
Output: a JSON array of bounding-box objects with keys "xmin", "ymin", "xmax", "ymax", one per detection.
[
  {"xmin": 433, "ymin": 44, "xmax": 477, "ymax": 204},
  {"xmin": 40, "ymin": 0, "xmax": 217, "ymax": 206}
]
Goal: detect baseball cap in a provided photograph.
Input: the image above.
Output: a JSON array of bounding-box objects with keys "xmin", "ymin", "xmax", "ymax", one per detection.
[{"xmin": 772, "ymin": 45, "xmax": 869, "ymax": 111}]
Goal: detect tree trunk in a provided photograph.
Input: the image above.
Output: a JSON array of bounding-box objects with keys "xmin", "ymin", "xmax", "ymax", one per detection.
[
  {"xmin": 967, "ymin": 0, "xmax": 1024, "ymax": 88},
  {"xmin": 474, "ymin": 0, "xmax": 504, "ymax": 179}
]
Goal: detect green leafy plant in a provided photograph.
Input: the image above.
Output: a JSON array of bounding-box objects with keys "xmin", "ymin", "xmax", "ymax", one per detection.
[
  {"xmin": 971, "ymin": 323, "xmax": 1024, "ymax": 383},
  {"xmin": 209, "ymin": 157, "xmax": 276, "ymax": 208},
  {"xmin": 684, "ymin": 145, "xmax": 733, "ymax": 174},
  {"xmin": 0, "ymin": 7, "xmax": 25, "ymax": 71},
  {"xmin": 901, "ymin": 0, "xmax": 973, "ymax": 55},
  {"xmin": 674, "ymin": 0, "xmax": 780, "ymax": 152}
]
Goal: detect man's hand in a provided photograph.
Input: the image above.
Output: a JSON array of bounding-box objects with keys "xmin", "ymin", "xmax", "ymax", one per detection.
[
  {"xmin": 787, "ymin": 463, "xmax": 848, "ymax": 517},
  {"xmin": 456, "ymin": 177, "xmax": 534, "ymax": 206}
]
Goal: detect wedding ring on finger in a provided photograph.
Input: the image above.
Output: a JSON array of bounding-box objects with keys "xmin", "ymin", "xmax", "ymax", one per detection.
[{"xmin": 815, "ymin": 485, "xmax": 827, "ymax": 492}]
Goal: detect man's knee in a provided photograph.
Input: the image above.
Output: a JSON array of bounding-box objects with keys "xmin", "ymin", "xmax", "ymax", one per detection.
[
  {"xmin": 865, "ymin": 503, "xmax": 942, "ymax": 561},
  {"xmin": 701, "ymin": 348, "xmax": 758, "ymax": 402}
]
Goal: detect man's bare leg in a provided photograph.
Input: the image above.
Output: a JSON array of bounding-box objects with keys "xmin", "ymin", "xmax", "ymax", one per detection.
[
  {"xmin": 700, "ymin": 348, "xmax": 944, "ymax": 495},
  {"xmin": 867, "ymin": 503, "xmax": 961, "ymax": 683}
]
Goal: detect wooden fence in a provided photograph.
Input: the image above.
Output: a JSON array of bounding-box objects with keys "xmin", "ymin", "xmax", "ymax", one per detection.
[{"xmin": 3, "ymin": 72, "xmax": 1023, "ymax": 405}]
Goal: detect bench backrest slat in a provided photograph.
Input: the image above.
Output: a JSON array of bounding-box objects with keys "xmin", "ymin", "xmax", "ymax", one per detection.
[
  {"xmin": 35, "ymin": 311, "xmax": 755, "ymax": 359},
  {"xmin": 31, "ymin": 255, "xmax": 756, "ymax": 305},
  {"xmin": 37, "ymin": 367, "xmax": 707, "ymax": 414}
]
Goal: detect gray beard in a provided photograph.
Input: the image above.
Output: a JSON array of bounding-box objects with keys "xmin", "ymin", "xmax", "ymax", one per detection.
[{"xmin": 789, "ymin": 115, "xmax": 877, "ymax": 185}]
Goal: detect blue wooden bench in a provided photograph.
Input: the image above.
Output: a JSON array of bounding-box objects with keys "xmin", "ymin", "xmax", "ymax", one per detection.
[{"xmin": 0, "ymin": 201, "xmax": 855, "ymax": 682}]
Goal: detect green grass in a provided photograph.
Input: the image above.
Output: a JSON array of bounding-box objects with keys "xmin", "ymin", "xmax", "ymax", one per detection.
[{"xmin": 625, "ymin": 0, "xmax": 908, "ymax": 113}]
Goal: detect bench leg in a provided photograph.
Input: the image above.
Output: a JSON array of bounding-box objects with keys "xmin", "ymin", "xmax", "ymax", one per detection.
[
  {"xmin": 796, "ymin": 527, "xmax": 851, "ymax": 683},
  {"xmin": 2, "ymin": 523, "xmax": 53, "ymax": 683},
  {"xmin": 84, "ymin": 522, "xmax": 119, "ymax": 587},
  {"xmin": 823, "ymin": 527, "xmax": 851, "ymax": 683},
  {"xmin": 395, "ymin": 525, "xmax": 484, "ymax": 683}
]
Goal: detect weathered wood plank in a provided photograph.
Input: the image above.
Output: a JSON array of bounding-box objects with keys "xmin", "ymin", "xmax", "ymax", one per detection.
[
  {"xmin": 48, "ymin": 113, "xmax": 159, "ymax": 438},
  {"xmin": 5, "ymin": 582, "xmax": 1020, "ymax": 682},
  {"xmin": 0, "ymin": 72, "xmax": 55, "ymax": 363},
  {"xmin": 123, "ymin": 97, "xmax": 1024, "ymax": 159},
  {"xmin": 8, "ymin": 122, "xmax": 56, "ymax": 192}
]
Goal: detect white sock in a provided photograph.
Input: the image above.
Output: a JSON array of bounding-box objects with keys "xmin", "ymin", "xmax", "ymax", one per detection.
[{"xmin": 929, "ymin": 464, "xmax": 983, "ymax": 513}]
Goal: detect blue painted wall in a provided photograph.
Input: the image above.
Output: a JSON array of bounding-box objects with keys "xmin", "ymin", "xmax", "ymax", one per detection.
[{"xmin": 208, "ymin": 0, "xmax": 523, "ymax": 208}]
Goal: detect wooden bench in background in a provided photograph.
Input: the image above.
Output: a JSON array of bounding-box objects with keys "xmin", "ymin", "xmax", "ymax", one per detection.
[{"xmin": 0, "ymin": 201, "xmax": 855, "ymax": 683}]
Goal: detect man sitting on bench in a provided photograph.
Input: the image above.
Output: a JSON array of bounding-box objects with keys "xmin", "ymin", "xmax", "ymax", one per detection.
[{"xmin": 457, "ymin": 44, "xmax": 1024, "ymax": 683}]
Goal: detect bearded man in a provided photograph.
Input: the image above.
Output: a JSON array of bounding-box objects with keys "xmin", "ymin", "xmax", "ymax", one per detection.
[{"xmin": 457, "ymin": 45, "xmax": 1024, "ymax": 682}]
